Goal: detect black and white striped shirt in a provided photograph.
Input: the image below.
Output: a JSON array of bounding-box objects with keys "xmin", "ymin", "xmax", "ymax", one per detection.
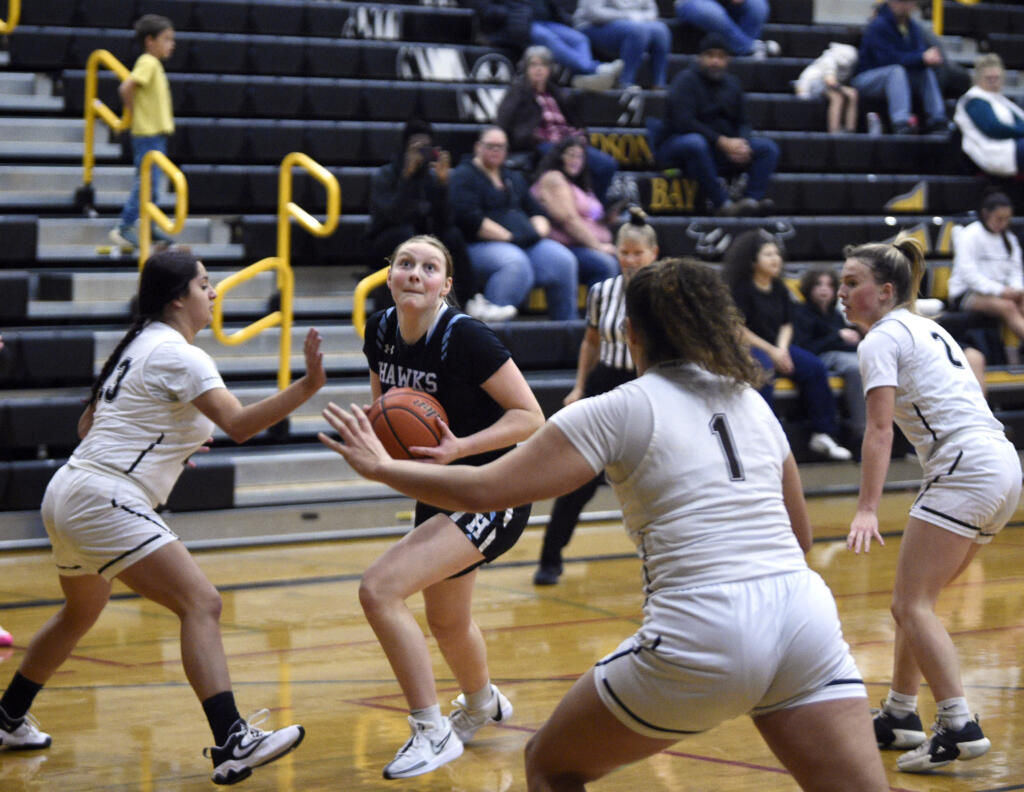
[{"xmin": 586, "ymin": 274, "xmax": 633, "ymax": 371}]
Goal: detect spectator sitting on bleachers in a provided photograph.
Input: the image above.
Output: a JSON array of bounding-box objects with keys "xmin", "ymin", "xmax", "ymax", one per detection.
[
  {"xmin": 793, "ymin": 267, "xmax": 866, "ymax": 443},
  {"xmin": 573, "ymin": 0, "xmax": 671, "ymax": 89},
  {"xmin": 954, "ymin": 53, "xmax": 1024, "ymax": 179},
  {"xmin": 450, "ymin": 126, "xmax": 580, "ymax": 321},
  {"xmin": 528, "ymin": 0, "xmax": 625, "ymax": 91},
  {"xmin": 530, "ymin": 136, "xmax": 620, "ymax": 287},
  {"xmin": 496, "ymin": 45, "xmax": 619, "ymax": 203},
  {"xmin": 795, "ymin": 42, "xmax": 859, "ymax": 134},
  {"xmin": 949, "ymin": 191, "xmax": 1024, "ymax": 364},
  {"xmin": 655, "ymin": 33, "xmax": 779, "ymax": 216},
  {"xmin": 674, "ymin": 0, "xmax": 779, "ymax": 58},
  {"xmin": 723, "ymin": 229, "xmax": 852, "ymax": 460},
  {"xmin": 850, "ymin": 0, "xmax": 953, "ymax": 135},
  {"xmin": 365, "ymin": 119, "xmax": 490, "ymax": 315}
]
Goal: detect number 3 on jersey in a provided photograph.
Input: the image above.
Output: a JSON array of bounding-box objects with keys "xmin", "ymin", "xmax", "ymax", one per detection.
[
  {"xmin": 103, "ymin": 358, "xmax": 132, "ymax": 402},
  {"xmin": 710, "ymin": 413, "xmax": 745, "ymax": 481}
]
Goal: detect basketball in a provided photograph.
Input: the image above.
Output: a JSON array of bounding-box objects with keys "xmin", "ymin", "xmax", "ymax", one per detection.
[{"xmin": 366, "ymin": 387, "xmax": 448, "ymax": 459}]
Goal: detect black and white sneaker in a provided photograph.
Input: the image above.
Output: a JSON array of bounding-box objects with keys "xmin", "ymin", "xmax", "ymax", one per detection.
[
  {"xmin": 0, "ymin": 706, "xmax": 51, "ymax": 751},
  {"xmin": 897, "ymin": 718, "xmax": 990, "ymax": 773},
  {"xmin": 382, "ymin": 716, "xmax": 463, "ymax": 779},
  {"xmin": 872, "ymin": 704, "xmax": 926, "ymax": 749},
  {"xmin": 203, "ymin": 710, "xmax": 305, "ymax": 785}
]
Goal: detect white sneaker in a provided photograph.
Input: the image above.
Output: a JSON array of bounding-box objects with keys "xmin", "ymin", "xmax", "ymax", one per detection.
[
  {"xmin": 450, "ymin": 685, "xmax": 513, "ymax": 744},
  {"xmin": 203, "ymin": 710, "xmax": 305, "ymax": 785},
  {"xmin": 751, "ymin": 39, "xmax": 781, "ymax": 59},
  {"xmin": 382, "ymin": 716, "xmax": 463, "ymax": 780},
  {"xmin": 571, "ymin": 60, "xmax": 621, "ymax": 92},
  {"xmin": 465, "ymin": 294, "xmax": 517, "ymax": 323},
  {"xmin": 0, "ymin": 707, "xmax": 51, "ymax": 751},
  {"xmin": 809, "ymin": 433, "xmax": 853, "ymax": 461},
  {"xmin": 896, "ymin": 718, "xmax": 990, "ymax": 773}
]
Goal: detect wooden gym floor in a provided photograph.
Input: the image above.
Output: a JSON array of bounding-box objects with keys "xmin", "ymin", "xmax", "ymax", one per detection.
[{"xmin": 1, "ymin": 490, "xmax": 1023, "ymax": 791}]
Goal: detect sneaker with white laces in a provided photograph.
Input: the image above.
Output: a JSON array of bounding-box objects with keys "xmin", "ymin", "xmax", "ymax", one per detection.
[
  {"xmin": 449, "ymin": 685, "xmax": 513, "ymax": 744},
  {"xmin": 896, "ymin": 717, "xmax": 990, "ymax": 773},
  {"xmin": 808, "ymin": 432, "xmax": 853, "ymax": 461},
  {"xmin": 0, "ymin": 706, "xmax": 52, "ymax": 751},
  {"xmin": 465, "ymin": 294, "xmax": 517, "ymax": 323},
  {"xmin": 571, "ymin": 60, "xmax": 623, "ymax": 92},
  {"xmin": 203, "ymin": 709, "xmax": 305, "ymax": 785},
  {"xmin": 382, "ymin": 716, "xmax": 463, "ymax": 780},
  {"xmin": 872, "ymin": 703, "xmax": 926, "ymax": 749}
]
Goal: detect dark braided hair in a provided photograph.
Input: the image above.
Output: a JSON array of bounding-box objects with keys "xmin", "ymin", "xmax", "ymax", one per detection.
[
  {"xmin": 88, "ymin": 249, "xmax": 199, "ymax": 407},
  {"xmin": 626, "ymin": 257, "xmax": 763, "ymax": 389}
]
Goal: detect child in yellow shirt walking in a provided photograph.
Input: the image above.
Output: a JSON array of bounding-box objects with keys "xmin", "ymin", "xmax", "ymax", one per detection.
[{"xmin": 110, "ymin": 15, "xmax": 176, "ymax": 250}]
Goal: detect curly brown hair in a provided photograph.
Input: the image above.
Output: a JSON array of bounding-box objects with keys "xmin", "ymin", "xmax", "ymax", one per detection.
[{"xmin": 626, "ymin": 257, "xmax": 764, "ymax": 389}]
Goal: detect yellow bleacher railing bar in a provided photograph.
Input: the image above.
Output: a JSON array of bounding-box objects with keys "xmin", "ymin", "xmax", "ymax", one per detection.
[
  {"xmin": 138, "ymin": 149, "xmax": 188, "ymax": 267},
  {"xmin": 352, "ymin": 266, "xmax": 389, "ymax": 339},
  {"xmin": 212, "ymin": 152, "xmax": 340, "ymax": 390},
  {"xmin": 0, "ymin": 0, "xmax": 20, "ymax": 34},
  {"xmin": 931, "ymin": 0, "xmax": 980, "ymax": 37},
  {"xmin": 81, "ymin": 49, "xmax": 132, "ymax": 196}
]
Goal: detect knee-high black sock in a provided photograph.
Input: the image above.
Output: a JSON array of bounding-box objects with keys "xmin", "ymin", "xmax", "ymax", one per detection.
[
  {"xmin": 0, "ymin": 672, "xmax": 44, "ymax": 724},
  {"xmin": 202, "ymin": 691, "xmax": 242, "ymax": 747}
]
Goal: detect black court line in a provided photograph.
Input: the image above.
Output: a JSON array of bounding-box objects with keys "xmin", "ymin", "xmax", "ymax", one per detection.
[{"xmin": 3, "ymin": 521, "xmax": 1021, "ymax": 613}]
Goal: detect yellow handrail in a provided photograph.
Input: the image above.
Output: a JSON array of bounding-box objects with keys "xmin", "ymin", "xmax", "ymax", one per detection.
[
  {"xmin": 82, "ymin": 49, "xmax": 132, "ymax": 191},
  {"xmin": 0, "ymin": 0, "xmax": 20, "ymax": 34},
  {"xmin": 931, "ymin": 0, "xmax": 981, "ymax": 37},
  {"xmin": 138, "ymin": 149, "xmax": 188, "ymax": 268},
  {"xmin": 212, "ymin": 152, "xmax": 341, "ymax": 390},
  {"xmin": 352, "ymin": 267, "xmax": 389, "ymax": 339}
]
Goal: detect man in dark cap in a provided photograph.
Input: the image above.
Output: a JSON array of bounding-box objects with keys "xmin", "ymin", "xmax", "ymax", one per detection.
[{"xmin": 654, "ymin": 32, "xmax": 779, "ymax": 216}]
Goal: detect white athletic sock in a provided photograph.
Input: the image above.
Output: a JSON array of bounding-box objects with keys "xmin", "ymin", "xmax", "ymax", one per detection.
[
  {"xmin": 935, "ymin": 697, "xmax": 970, "ymax": 731},
  {"xmin": 884, "ymin": 689, "xmax": 918, "ymax": 717},
  {"xmin": 463, "ymin": 683, "xmax": 494, "ymax": 711},
  {"xmin": 410, "ymin": 703, "xmax": 444, "ymax": 729}
]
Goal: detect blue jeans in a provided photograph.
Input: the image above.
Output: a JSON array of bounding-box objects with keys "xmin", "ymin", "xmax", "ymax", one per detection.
[
  {"xmin": 675, "ymin": 0, "xmax": 769, "ymax": 56},
  {"xmin": 537, "ymin": 141, "xmax": 619, "ymax": 204},
  {"xmin": 656, "ymin": 133, "xmax": 778, "ymax": 207},
  {"xmin": 750, "ymin": 345, "xmax": 840, "ymax": 436},
  {"xmin": 467, "ymin": 238, "xmax": 579, "ymax": 320},
  {"xmin": 850, "ymin": 65, "xmax": 946, "ymax": 127},
  {"xmin": 120, "ymin": 134, "xmax": 167, "ymax": 226},
  {"xmin": 581, "ymin": 19, "xmax": 671, "ymax": 87},
  {"xmin": 569, "ymin": 246, "xmax": 620, "ymax": 286},
  {"xmin": 530, "ymin": 21, "xmax": 599, "ymax": 75}
]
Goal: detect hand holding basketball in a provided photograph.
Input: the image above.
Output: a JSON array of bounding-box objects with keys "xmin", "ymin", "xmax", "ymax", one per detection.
[{"xmin": 364, "ymin": 387, "xmax": 449, "ymax": 460}]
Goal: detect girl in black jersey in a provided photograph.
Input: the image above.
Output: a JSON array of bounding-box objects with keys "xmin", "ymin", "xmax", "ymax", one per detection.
[{"xmin": 356, "ymin": 235, "xmax": 544, "ymax": 779}]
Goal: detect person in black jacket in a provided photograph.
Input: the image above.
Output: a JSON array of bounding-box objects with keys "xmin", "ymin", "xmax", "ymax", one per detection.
[
  {"xmin": 496, "ymin": 46, "xmax": 619, "ymax": 203},
  {"xmin": 793, "ymin": 267, "xmax": 866, "ymax": 442},
  {"xmin": 655, "ymin": 33, "xmax": 779, "ymax": 216},
  {"xmin": 366, "ymin": 119, "xmax": 478, "ymax": 309}
]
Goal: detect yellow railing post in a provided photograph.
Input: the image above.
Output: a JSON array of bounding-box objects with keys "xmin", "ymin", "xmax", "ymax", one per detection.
[
  {"xmin": 138, "ymin": 150, "xmax": 189, "ymax": 268},
  {"xmin": 0, "ymin": 0, "xmax": 20, "ymax": 34},
  {"xmin": 212, "ymin": 153, "xmax": 340, "ymax": 390},
  {"xmin": 80, "ymin": 49, "xmax": 132, "ymax": 209},
  {"xmin": 932, "ymin": 0, "xmax": 981, "ymax": 36},
  {"xmin": 352, "ymin": 267, "xmax": 389, "ymax": 339}
]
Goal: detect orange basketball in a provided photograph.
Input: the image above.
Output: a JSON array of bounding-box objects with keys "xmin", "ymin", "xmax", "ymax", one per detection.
[{"xmin": 366, "ymin": 387, "xmax": 448, "ymax": 459}]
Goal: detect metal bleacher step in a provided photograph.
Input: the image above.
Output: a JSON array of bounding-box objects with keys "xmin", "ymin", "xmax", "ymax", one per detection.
[
  {"xmin": 0, "ymin": 71, "xmax": 62, "ymax": 112},
  {"xmin": 36, "ymin": 216, "xmax": 242, "ymax": 261},
  {"xmin": 0, "ymin": 164, "xmax": 133, "ymax": 208},
  {"xmin": 0, "ymin": 116, "xmax": 121, "ymax": 159},
  {"xmin": 28, "ymin": 265, "xmax": 358, "ymax": 319}
]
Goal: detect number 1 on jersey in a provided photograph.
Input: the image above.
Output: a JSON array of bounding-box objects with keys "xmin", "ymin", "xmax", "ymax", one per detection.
[{"xmin": 710, "ymin": 413, "xmax": 745, "ymax": 481}]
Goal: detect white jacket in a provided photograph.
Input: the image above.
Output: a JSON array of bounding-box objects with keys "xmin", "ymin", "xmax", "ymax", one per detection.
[
  {"xmin": 795, "ymin": 43, "xmax": 858, "ymax": 98},
  {"xmin": 954, "ymin": 85, "xmax": 1024, "ymax": 177},
  {"xmin": 949, "ymin": 219, "xmax": 1024, "ymax": 301}
]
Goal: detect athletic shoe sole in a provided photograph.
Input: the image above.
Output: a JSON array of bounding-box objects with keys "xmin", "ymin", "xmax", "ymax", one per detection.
[{"xmin": 212, "ymin": 726, "xmax": 305, "ymax": 785}]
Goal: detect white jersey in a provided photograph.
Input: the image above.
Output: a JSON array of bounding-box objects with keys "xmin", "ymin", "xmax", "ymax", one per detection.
[
  {"xmin": 72, "ymin": 322, "xmax": 224, "ymax": 505},
  {"xmin": 948, "ymin": 219, "xmax": 1024, "ymax": 301},
  {"xmin": 549, "ymin": 360, "xmax": 807, "ymax": 598},
  {"xmin": 858, "ymin": 308, "xmax": 1003, "ymax": 463}
]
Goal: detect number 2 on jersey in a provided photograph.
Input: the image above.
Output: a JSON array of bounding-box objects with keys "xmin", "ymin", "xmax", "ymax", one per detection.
[
  {"xmin": 710, "ymin": 413, "xmax": 745, "ymax": 481},
  {"xmin": 930, "ymin": 332, "xmax": 965, "ymax": 369}
]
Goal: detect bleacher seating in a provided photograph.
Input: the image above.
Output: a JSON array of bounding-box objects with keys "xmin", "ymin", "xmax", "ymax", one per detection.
[{"xmin": 3, "ymin": 0, "xmax": 1024, "ymax": 523}]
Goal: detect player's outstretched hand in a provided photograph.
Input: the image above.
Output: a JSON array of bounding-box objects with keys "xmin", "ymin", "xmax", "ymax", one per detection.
[
  {"xmin": 319, "ymin": 402, "xmax": 391, "ymax": 478},
  {"xmin": 847, "ymin": 510, "xmax": 884, "ymax": 553},
  {"xmin": 408, "ymin": 418, "xmax": 459, "ymax": 465},
  {"xmin": 302, "ymin": 328, "xmax": 327, "ymax": 392}
]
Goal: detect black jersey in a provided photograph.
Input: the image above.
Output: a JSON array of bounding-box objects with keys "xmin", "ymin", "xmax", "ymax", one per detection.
[{"xmin": 364, "ymin": 305, "xmax": 513, "ymax": 466}]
